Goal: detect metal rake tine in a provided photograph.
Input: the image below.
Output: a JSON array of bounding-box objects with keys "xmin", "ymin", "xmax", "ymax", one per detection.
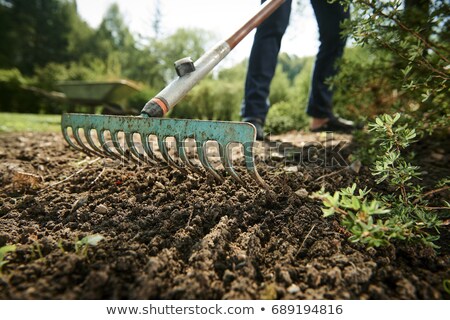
[
  {"xmin": 97, "ymin": 129, "xmax": 122, "ymax": 160},
  {"xmin": 176, "ymin": 137, "xmax": 203, "ymax": 175},
  {"xmin": 157, "ymin": 136, "xmax": 189, "ymax": 174},
  {"xmin": 124, "ymin": 132, "xmax": 146, "ymax": 163},
  {"xmin": 243, "ymin": 142, "xmax": 269, "ymax": 190},
  {"xmin": 72, "ymin": 127, "xmax": 100, "ymax": 157},
  {"xmin": 83, "ymin": 128, "xmax": 109, "ymax": 158},
  {"xmin": 140, "ymin": 134, "xmax": 159, "ymax": 165},
  {"xmin": 62, "ymin": 126, "xmax": 85, "ymax": 154},
  {"xmin": 196, "ymin": 140, "xmax": 224, "ymax": 183},
  {"xmin": 218, "ymin": 143, "xmax": 245, "ymax": 186},
  {"xmin": 111, "ymin": 131, "xmax": 131, "ymax": 163}
]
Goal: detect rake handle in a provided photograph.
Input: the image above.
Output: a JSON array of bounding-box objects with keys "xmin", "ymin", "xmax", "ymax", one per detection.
[
  {"xmin": 141, "ymin": 0, "xmax": 286, "ymax": 118},
  {"xmin": 226, "ymin": 0, "xmax": 285, "ymax": 49}
]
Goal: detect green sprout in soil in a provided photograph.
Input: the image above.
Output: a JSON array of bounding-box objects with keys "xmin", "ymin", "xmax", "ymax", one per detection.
[
  {"xmin": 444, "ymin": 280, "xmax": 450, "ymax": 295},
  {"xmin": 31, "ymin": 242, "xmax": 44, "ymax": 260},
  {"xmin": 315, "ymin": 184, "xmax": 393, "ymax": 247},
  {"xmin": 75, "ymin": 234, "xmax": 105, "ymax": 256},
  {"xmin": 315, "ymin": 114, "xmax": 448, "ymax": 248},
  {"xmin": 0, "ymin": 245, "xmax": 17, "ymax": 274}
]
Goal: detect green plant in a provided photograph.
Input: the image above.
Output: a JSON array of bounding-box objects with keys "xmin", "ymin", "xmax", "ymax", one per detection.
[
  {"xmin": 444, "ymin": 279, "xmax": 450, "ymax": 295},
  {"xmin": 75, "ymin": 234, "xmax": 105, "ymax": 256},
  {"xmin": 31, "ymin": 242, "xmax": 44, "ymax": 260},
  {"xmin": 315, "ymin": 113, "xmax": 448, "ymax": 248},
  {"xmin": 331, "ymin": 0, "xmax": 449, "ymax": 135},
  {"xmin": 316, "ymin": 184, "xmax": 392, "ymax": 247},
  {"xmin": 0, "ymin": 245, "xmax": 16, "ymax": 273},
  {"xmin": 370, "ymin": 113, "xmax": 420, "ymax": 201},
  {"xmin": 266, "ymin": 101, "xmax": 307, "ymax": 135}
]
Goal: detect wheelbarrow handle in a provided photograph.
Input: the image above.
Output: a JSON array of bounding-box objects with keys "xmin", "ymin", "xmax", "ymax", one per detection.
[{"xmin": 141, "ymin": 0, "xmax": 286, "ymax": 118}]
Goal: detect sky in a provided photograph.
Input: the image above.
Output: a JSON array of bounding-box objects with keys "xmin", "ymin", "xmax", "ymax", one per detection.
[{"xmin": 75, "ymin": 0, "xmax": 320, "ymax": 66}]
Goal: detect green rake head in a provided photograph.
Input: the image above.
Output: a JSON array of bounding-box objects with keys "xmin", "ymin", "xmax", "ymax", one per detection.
[
  {"xmin": 61, "ymin": 113, "xmax": 269, "ymax": 189},
  {"xmin": 60, "ymin": 1, "xmax": 288, "ymax": 190}
]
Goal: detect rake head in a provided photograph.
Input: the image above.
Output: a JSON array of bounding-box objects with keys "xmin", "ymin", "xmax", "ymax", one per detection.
[
  {"xmin": 61, "ymin": 113, "xmax": 268, "ymax": 189},
  {"xmin": 60, "ymin": 1, "xmax": 288, "ymax": 190}
]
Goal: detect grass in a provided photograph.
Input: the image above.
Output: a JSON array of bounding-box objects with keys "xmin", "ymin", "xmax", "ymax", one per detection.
[{"xmin": 0, "ymin": 112, "xmax": 61, "ymax": 133}]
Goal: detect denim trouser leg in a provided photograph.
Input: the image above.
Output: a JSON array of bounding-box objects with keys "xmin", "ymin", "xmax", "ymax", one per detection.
[
  {"xmin": 307, "ymin": 0, "xmax": 349, "ymax": 119},
  {"xmin": 241, "ymin": 0, "xmax": 292, "ymax": 123}
]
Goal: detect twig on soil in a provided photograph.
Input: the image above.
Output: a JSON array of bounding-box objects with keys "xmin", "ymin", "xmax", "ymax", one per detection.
[
  {"xmin": 412, "ymin": 186, "xmax": 450, "ymax": 205},
  {"xmin": 38, "ymin": 157, "xmax": 101, "ymax": 193},
  {"xmin": 296, "ymin": 224, "xmax": 316, "ymax": 257},
  {"xmin": 186, "ymin": 210, "xmax": 194, "ymax": 227},
  {"xmin": 91, "ymin": 167, "xmax": 107, "ymax": 185},
  {"xmin": 315, "ymin": 167, "xmax": 348, "ymax": 182},
  {"xmin": 315, "ymin": 160, "xmax": 362, "ymax": 182}
]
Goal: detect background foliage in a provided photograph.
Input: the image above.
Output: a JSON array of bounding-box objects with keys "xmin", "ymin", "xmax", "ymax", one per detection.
[
  {"xmin": 332, "ymin": 0, "xmax": 449, "ymax": 136},
  {"xmin": 0, "ymin": 0, "xmax": 448, "ymax": 137}
]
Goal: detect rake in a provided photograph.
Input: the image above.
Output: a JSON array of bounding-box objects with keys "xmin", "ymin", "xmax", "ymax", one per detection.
[{"xmin": 62, "ymin": 0, "xmax": 286, "ymax": 189}]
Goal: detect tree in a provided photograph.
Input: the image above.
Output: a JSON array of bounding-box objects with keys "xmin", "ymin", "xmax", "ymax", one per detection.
[
  {"xmin": 0, "ymin": 0, "xmax": 81, "ymax": 75},
  {"xmin": 97, "ymin": 3, "xmax": 134, "ymax": 52},
  {"xmin": 152, "ymin": 0, "xmax": 162, "ymax": 39},
  {"xmin": 153, "ymin": 28, "xmax": 215, "ymax": 82}
]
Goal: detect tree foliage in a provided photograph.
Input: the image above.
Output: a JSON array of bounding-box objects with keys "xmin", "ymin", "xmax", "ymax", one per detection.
[
  {"xmin": 1, "ymin": 0, "xmax": 447, "ymax": 134},
  {"xmin": 0, "ymin": 0, "xmax": 86, "ymax": 74},
  {"xmin": 332, "ymin": 0, "xmax": 449, "ymax": 135},
  {"xmin": 0, "ymin": 1, "xmax": 223, "ymax": 113}
]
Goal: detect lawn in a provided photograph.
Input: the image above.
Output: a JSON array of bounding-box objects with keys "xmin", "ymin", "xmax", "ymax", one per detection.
[{"xmin": 0, "ymin": 113, "xmax": 61, "ymax": 133}]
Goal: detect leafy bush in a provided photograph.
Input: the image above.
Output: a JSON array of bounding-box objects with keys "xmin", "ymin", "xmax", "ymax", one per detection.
[
  {"xmin": 332, "ymin": 0, "xmax": 450, "ymax": 135},
  {"xmin": 264, "ymin": 56, "xmax": 313, "ymax": 134},
  {"xmin": 0, "ymin": 68, "xmax": 38, "ymax": 113},
  {"xmin": 315, "ymin": 113, "xmax": 448, "ymax": 248},
  {"xmin": 265, "ymin": 101, "xmax": 308, "ymax": 135},
  {"xmin": 170, "ymin": 77, "xmax": 243, "ymax": 121},
  {"xmin": 126, "ymin": 86, "xmax": 158, "ymax": 112},
  {"xmin": 0, "ymin": 68, "xmax": 26, "ymax": 86}
]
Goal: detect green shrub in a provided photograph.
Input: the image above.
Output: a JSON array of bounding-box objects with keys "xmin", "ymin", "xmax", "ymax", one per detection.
[
  {"xmin": 332, "ymin": 0, "xmax": 449, "ymax": 135},
  {"xmin": 265, "ymin": 101, "xmax": 308, "ymax": 135},
  {"xmin": 170, "ymin": 77, "xmax": 242, "ymax": 121},
  {"xmin": 315, "ymin": 113, "xmax": 448, "ymax": 248}
]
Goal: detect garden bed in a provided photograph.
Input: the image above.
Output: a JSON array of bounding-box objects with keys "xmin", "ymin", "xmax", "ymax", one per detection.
[{"xmin": 0, "ymin": 131, "xmax": 448, "ymax": 299}]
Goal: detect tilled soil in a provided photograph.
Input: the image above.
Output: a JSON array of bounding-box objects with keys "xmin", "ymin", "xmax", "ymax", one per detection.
[{"xmin": 0, "ymin": 131, "xmax": 448, "ymax": 299}]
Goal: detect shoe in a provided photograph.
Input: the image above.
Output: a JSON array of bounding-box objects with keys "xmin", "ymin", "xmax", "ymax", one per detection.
[
  {"xmin": 244, "ymin": 118, "xmax": 265, "ymax": 141},
  {"xmin": 310, "ymin": 116, "xmax": 363, "ymax": 133}
]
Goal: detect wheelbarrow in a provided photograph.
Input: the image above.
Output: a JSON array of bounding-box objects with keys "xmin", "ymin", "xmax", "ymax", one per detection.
[{"xmin": 56, "ymin": 80, "xmax": 141, "ymax": 115}]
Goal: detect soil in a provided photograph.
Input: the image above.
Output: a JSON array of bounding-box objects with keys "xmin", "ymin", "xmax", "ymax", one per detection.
[{"xmin": 0, "ymin": 130, "xmax": 448, "ymax": 300}]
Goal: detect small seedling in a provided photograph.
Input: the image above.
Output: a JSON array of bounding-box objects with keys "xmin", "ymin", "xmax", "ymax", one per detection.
[
  {"xmin": 0, "ymin": 245, "xmax": 17, "ymax": 273},
  {"xmin": 75, "ymin": 234, "xmax": 105, "ymax": 256},
  {"xmin": 444, "ymin": 280, "xmax": 450, "ymax": 295},
  {"xmin": 57, "ymin": 239, "xmax": 67, "ymax": 253},
  {"xmin": 31, "ymin": 242, "xmax": 44, "ymax": 260}
]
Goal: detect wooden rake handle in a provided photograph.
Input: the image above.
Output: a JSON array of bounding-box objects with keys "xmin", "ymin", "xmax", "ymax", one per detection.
[
  {"xmin": 226, "ymin": 0, "xmax": 286, "ymax": 49},
  {"xmin": 141, "ymin": 0, "xmax": 286, "ymax": 118}
]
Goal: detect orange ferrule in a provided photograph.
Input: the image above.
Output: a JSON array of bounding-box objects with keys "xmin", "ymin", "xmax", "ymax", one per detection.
[{"xmin": 151, "ymin": 97, "xmax": 169, "ymax": 115}]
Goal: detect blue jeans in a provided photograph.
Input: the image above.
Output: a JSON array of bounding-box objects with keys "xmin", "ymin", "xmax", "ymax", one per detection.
[{"xmin": 241, "ymin": 0, "xmax": 349, "ymax": 122}]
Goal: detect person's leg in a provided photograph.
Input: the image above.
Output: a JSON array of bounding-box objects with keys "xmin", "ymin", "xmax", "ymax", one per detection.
[
  {"xmin": 308, "ymin": 0, "xmax": 349, "ymax": 130},
  {"xmin": 241, "ymin": 0, "xmax": 292, "ymax": 128}
]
